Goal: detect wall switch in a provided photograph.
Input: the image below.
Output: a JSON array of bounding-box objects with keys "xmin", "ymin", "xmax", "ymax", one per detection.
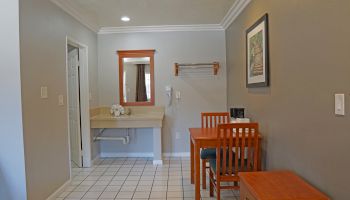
[
  {"xmin": 335, "ymin": 94, "xmax": 345, "ymax": 115},
  {"xmin": 175, "ymin": 132, "xmax": 181, "ymax": 139},
  {"xmin": 175, "ymin": 91, "xmax": 181, "ymax": 100},
  {"xmin": 58, "ymin": 95, "xmax": 64, "ymax": 106},
  {"xmin": 40, "ymin": 86, "xmax": 48, "ymax": 99}
]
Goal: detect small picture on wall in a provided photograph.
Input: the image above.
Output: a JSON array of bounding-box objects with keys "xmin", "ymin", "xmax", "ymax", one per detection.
[{"xmin": 246, "ymin": 13, "xmax": 269, "ymax": 88}]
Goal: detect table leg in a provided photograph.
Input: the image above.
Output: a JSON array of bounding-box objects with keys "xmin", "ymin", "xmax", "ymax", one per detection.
[
  {"xmin": 258, "ymin": 139, "xmax": 262, "ymax": 171},
  {"xmin": 194, "ymin": 142, "xmax": 201, "ymax": 200},
  {"xmin": 190, "ymin": 137, "xmax": 194, "ymax": 184}
]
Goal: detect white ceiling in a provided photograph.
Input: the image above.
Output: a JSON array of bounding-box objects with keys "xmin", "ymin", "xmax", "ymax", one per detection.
[{"xmin": 52, "ymin": 0, "xmax": 237, "ymax": 30}]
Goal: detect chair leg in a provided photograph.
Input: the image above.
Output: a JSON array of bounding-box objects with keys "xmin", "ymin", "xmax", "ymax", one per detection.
[
  {"xmin": 202, "ymin": 159, "xmax": 207, "ymax": 189},
  {"xmin": 209, "ymin": 169, "xmax": 214, "ymax": 197},
  {"xmin": 216, "ymin": 181, "xmax": 220, "ymax": 200}
]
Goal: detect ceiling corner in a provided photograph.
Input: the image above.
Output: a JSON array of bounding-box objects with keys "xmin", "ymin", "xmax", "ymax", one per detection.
[{"xmin": 50, "ymin": 0, "xmax": 99, "ymax": 33}]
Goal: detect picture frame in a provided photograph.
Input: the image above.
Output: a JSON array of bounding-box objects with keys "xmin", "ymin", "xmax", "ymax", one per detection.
[{"xmin": 246, "ymin": 13, "xmax": 269, "ymax": 88}]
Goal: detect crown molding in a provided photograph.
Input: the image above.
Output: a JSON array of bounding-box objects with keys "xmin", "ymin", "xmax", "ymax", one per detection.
[
  {"xmin": 98, "ymin": 24, "xmax": 224, "ymax": 34},
  {"xmin": 98, "ymin": 0, "xmax": 251, "ymax": 34},
  {"xmin": 50, "ymin": 0, "xmax": 99, "ymax": 33},
  {"xmin": 50, "ymin": 0, "xmax": 250, "ymax": 34},
  {"xmin": 220, "ymin": 0, "xmax": 252, "ymax": 29}
]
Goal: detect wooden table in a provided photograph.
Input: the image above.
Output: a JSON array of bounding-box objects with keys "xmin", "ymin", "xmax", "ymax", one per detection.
[
  {"xmin": 189, "ymin": 127, "xmax": 262, "ymax": 200},
  {"xmin": 239, "ymin": 171, "xmax": 330, "ymax": 200}
]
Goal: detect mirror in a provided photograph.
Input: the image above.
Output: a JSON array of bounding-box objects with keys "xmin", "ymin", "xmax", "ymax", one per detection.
[{"xmin": 118, "ymin": 50, "xmax": 155, "ymax": 106}]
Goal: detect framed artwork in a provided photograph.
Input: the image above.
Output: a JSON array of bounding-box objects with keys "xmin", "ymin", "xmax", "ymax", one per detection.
[{"xmin": 246, "ymin": 13, "xmax": 269, "ymax": 88}]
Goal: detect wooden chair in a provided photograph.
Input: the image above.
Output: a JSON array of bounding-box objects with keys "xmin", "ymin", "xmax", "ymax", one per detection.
[
  {"xmin": 200, "ymin": 112, "xmax": 230, "ymax": 189},
  {"xmin": 209, "ymin": 123, "xmax": 259, "ymax": 200}
]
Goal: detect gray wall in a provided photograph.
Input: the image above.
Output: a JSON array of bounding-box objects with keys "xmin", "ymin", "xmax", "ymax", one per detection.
[
  {"xmin": 19, "ymin": 0, "xmax": 98, "ymax": 199},
  {"xmin": 0, "ymin": 0, "xmax": 27, "ymax": 199},
  {"xmin": 226, "ymin": 0, "xmax": 350, "ymax": 199},
  {"xmin": 98, "ymin": 31, "xmax": 227, "ymax": 154}
]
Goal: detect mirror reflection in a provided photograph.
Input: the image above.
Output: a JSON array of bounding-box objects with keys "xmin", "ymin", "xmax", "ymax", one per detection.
[{"xmin": 123, "ymin": 57, "xmax": 151, "ymax": 102}]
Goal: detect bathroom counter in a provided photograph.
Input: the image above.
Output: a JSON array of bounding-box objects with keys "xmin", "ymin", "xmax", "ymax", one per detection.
[
  {"xmin": 90, "ymin": 106, "xmax": 164, "ymax": 128},
  {"xmin": 90, "ymin": 106, "xmax": 165, "ymax": 165}
]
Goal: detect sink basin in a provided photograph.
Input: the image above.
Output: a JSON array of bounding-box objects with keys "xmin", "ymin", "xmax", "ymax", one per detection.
[{"xmin": 90, "ymin": 106, "xmax": 165, "ymax": 128}]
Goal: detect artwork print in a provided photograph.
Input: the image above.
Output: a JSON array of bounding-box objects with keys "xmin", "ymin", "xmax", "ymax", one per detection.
[
  {"xmin": 246, "ymin": 14, "xmax": 269, "ymax": 87},
  {"xmin": 249, "ymin": 30, "xmax": 264, "ymax": 77}
]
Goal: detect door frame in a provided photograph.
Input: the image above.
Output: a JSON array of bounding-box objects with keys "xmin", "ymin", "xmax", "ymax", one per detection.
[{"xmin": 65, "ymin": 36, "xmax": 91, "ymax": 176}]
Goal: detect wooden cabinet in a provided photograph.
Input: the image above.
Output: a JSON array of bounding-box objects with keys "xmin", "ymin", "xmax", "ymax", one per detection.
[{"xmin": 239, "ymin": 171, "xmax": 330, "ymax": 200}]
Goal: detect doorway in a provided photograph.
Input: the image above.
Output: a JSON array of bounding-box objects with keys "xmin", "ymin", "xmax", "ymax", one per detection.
[
  {"xmin": 67, "ymin": 45, "xmax": 82, "ymax": 168},
  {"xmin": 66, "ymin": 37, "xmax": 91, "ymax": 176}
]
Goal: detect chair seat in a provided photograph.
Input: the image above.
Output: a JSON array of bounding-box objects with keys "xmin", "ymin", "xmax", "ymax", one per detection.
[
  {"xmin": 209, "ymin": 158, "xmax": 248, "ymax": 174},
  {"xmin": 200, "ymin": 148, "xmax": 217, "ymax": 159},
  {"xmin": 200, "ymin": 148, "xmax": 235, "ymax": 160}
]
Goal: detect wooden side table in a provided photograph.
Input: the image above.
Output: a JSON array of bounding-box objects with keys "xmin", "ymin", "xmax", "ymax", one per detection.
[{"xmin": 239, "ymin": 171, "xmax": 330, "ymax": 200}]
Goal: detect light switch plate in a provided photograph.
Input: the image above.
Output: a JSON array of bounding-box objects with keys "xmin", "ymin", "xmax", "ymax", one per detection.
[
  {"xmin": 40, "ymin": 86, "xmax": 48, "ymax": 99},
  {"xmin": 58, "ymin": 95, "xmax": 64, "ymax": 106},
  {"xmin": 335, "ymin": 94, "xmax": 345, "ymax": 115}
]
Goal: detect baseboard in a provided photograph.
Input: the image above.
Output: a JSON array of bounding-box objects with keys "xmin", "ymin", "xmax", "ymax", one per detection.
[
  {"xmin": 46, "ymin": 179, "xmax": 71, "ymax": 200},
  {"xmin": 99, "ymin": 152, "xmax": 190, "ymax": 158},
  {"xmin": 163, "ymin": 152, "xmax": 190, "ymax": 157},
  {"xmin": 100, "ymin": 152, "xmax": 154, "ymax": 158},
  {"xmin": 153, "ymin": 160, "xmax": 163, "ymax": 165}
]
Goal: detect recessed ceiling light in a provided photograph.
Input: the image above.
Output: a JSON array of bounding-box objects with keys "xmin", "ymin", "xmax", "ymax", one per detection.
[{"xmin": 121, "ymin": 16, "xmax": 130, "ymax": 22}]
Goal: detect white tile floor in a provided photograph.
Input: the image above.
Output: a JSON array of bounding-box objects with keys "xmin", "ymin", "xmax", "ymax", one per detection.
[{"xmin": 56, "ymin": 157, "xmax": 240, "ymax": 200}]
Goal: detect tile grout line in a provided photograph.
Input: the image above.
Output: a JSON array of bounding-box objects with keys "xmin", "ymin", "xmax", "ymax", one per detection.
[
  {"xmin": 181, "ymin": 158, "xmax": 185, "ymax": 200},
  {"xmin": 117, "ymin": 158, "xmax": 137, "ymax": 199},
  {"xmin": 147, "ymin": 158, "xmax": 154, "ymax": 200},
  {"xmin": 96, "ymin": 157, "xmax": 123, "ymax": 199},
  {"xmin": 149, "ymin": 159, "xmax": 158, "ymax": 200},
  {"xmin": 131, "ymin": 157, "xmax": 149, "ymax": 199},
  {"xmin": 147, "ymin": 157, "xmax": 156, "ymax": 200},
  {"xmin": 63, "ymin": 160, "xmax": 99, "ymax": 200},
  {"xmin": 149, "ymin": 161, "xmax": 156, "ymax": 200},
  {"xmin": 166, "ymin": 158, "xmax": 171, "ymax": 200}
]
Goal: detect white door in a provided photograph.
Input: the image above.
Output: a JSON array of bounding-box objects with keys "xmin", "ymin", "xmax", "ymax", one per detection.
[{"xmin": 68, "ymin": 48, "xmax": 82, "ymax": 167}]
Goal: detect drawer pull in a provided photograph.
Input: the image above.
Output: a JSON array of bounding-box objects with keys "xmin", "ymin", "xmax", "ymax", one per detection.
[{"xmin": 245, "ymin": 198, "xmax": 250, "ymax": 200}]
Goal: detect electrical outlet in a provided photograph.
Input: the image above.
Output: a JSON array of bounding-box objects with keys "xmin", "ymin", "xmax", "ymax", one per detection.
[
  {"xmin": 176, "ymin": 132, "xmax": 181, "ymax": 139},
  {"xmin": 175, "ymin": 91, "xmax": 181, "ymax": 100}
]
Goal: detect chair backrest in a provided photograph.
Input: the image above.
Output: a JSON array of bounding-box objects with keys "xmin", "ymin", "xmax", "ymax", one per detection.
[
  {"xmin": 201, "ymin": 112, "xmax": 230, "ymax": 128},
  {"xmin": 216, "ymin": 123, "xmax": 259, "ymax": 180}
]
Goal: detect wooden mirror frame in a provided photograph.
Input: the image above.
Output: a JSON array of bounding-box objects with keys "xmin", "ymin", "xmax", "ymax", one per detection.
[{"xmin": 117, "ymin": 49, "xmax": 155, "ymax": 106}]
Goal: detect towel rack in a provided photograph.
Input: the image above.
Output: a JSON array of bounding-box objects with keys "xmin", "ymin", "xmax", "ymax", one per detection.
[{"xmin": 174, "ymin": 62, "xmax": 219, "ymax": 76}]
